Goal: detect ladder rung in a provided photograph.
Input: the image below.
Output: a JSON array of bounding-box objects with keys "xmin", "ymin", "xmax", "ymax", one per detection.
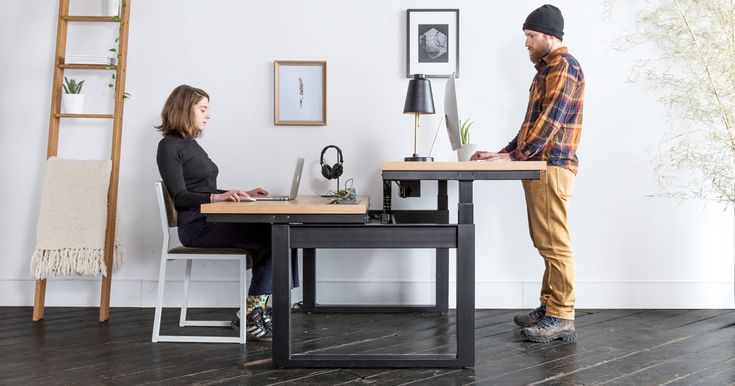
[
  {"xmin": 62, "ymin": 16, "xmax": 118, "ymax": 22},
  {"xmin": 55, "ymin": 114, "xmax": 114, "ymax": 119},
  {"xmin": 59, "ymin": 64, "xmax": 117, "ymax": 70}
]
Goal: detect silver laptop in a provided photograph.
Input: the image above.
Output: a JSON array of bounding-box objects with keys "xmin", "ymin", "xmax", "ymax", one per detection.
[{"xmin": 252, "ymin": 158, "xmax": 304, "ymax": 201}]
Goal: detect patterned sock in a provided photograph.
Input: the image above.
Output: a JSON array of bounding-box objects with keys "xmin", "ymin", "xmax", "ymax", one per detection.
[{"xmin": 246, "ymin": 294, "xmax": 270, "ymax": 315}]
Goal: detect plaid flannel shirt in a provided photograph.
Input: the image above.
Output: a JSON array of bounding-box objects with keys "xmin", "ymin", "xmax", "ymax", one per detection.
[{"xmin": 503, "ymin": 47, "xmax": 585, "ymax": 174}]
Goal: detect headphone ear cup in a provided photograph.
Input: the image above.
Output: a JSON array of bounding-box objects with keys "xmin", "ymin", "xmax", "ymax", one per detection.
[
  {"xmin": 331, "ymin": 163, "xmax": 343, "ymax": 179},
  {"xmin": 321, "ymin": 164, "xmax": 333, "ymax": 179}
]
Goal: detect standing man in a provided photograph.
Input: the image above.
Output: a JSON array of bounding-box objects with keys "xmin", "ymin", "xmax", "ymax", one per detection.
[{"xmin": 471, "ymin": 4, "xmax": 584, "ymax": 343}]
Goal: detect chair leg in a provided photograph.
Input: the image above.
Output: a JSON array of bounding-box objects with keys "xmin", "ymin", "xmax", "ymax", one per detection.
[
  {"xmin": 153, "ymin": 255, "xmax": 247, "ymax": 344},
  {"xmin": 179, "ymin": 259, "xmax": 193, "ymax": 327},
  {"xmin": 152, "ymin": 256, "xmax": 169, "ymax": 343},
  {"xmin": 240, "ymin": 256, "xmax": 246, "ymax": 344}
]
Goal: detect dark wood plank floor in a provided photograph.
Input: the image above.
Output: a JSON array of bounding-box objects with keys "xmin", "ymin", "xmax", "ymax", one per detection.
[{"xmin": 1, "ymin": 307, "xmax": 733, "ymax": 385}]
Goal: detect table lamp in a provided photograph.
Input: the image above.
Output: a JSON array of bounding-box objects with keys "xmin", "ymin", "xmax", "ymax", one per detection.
[{"xmin": 403, "ymin": 74, "xmax": 435, "ymax": 161}]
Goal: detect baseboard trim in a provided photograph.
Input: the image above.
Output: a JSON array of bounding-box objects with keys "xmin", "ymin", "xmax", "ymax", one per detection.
[{"xmin": 1, "ymin": 279, "xmax": 732, "ymax": 308}]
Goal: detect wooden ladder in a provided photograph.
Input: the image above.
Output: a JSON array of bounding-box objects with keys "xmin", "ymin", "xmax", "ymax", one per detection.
[{"xmin": 33, "ymin": 0, "xmax": 131, "ymax": 323}]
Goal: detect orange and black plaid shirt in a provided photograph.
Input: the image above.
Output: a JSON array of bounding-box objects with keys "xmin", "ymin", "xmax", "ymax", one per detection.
[{"xmin": 503, "ymin": 47, "xmax": 585, "ymax": 174}]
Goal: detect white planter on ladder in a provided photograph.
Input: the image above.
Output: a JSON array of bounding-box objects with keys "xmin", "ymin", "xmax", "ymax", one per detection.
[
  {"xmin": 62, "ymin": 93, "xmax": 84, "ymax": 114},
  {"xmin": 106, "ymin": 0, "xmax": 120, "ymax": 16}
]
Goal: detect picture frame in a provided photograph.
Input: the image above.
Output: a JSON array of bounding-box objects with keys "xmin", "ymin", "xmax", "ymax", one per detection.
[
  {"xmin": 274, "ymin": 60, "xmax": 327, "ymax": 126},
  {"xmin": 406, "ymin": 9, "xmax": 460, "ymax": 78}
]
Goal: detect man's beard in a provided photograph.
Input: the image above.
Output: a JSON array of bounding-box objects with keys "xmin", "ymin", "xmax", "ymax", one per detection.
[{"xmin": 529, "ymin": 41, "xmax": 552, "ymax": 64}]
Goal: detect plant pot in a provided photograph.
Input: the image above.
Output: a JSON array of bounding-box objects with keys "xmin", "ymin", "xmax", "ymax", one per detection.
[
  {"xmin": 62, "ymin": 94, "xmax": 85, "ymax": 114},
  {"xmin": 106, "ymin": 0, "xmax": 120, "ymax": 16},
  {"xmin": 457, "ymin": 144, "xmax": 478, "ymax": 161}
]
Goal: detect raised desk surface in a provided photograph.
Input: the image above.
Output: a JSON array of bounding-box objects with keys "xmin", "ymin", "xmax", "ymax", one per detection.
[
  {"xmin": 201, "ymin": 195, "xmax": 369, "ymax": 215},
  {"xmin": 382, "ymin": 160, "xmax": 547, "ymax": 171}
]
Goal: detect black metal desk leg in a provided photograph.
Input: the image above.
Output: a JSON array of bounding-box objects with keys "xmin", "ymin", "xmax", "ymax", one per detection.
[
  {"xmin": 457, "ymin": 180, "xmax": 475, "ymax": 367},
  {"xmin": 302, "ymin": 248, "xmax": 316, "ymax": 312},
  {"xmin": 272, "ymin": 225, "xmax": 292, "ymax": 368},
  {"xmin": 437, "ymin": 180, "xmax": 448, "ymax": 210},
  {"xmin": 458, "ymin": 181, "xmax": 473, "ymax": 224},
  {"xmin": 435, "ymin": 180, "xmax": 449, "ymax": 312},
  {"xmin": 456, "ymin": 223, "xmax": 475, "ymax": 367},
  {"xmin": 436, "ymin": 248, "xmax": 449, "ymax": 312},
  {"xmin": 382, "ymin": 180, "xmax": 392, "ymax": 223}
]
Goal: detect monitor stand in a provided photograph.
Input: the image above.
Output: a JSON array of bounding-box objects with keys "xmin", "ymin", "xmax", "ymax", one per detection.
[{"xmin": 404, "ymin": 154, "xmax": 434, "ymax": 162}]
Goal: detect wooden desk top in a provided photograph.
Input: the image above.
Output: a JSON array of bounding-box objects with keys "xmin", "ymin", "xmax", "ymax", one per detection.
[
  {"xmin": 382, "ymin": 161, "xmax": 546, "ymax": 171},
  {"xmin": 201, "ymin": 195, "xmax": 370, "ymax": 215}
]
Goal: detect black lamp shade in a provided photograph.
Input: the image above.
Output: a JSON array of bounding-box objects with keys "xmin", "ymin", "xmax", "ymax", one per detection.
[{"xmin": 403, "ymin": 74, "xmax": 435, "ymax": 114}]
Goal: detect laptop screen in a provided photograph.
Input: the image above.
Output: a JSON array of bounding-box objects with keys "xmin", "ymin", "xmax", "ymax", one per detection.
[{"xmin": 287, "ymin": 158, "xmax": 305, "ymax": 199}]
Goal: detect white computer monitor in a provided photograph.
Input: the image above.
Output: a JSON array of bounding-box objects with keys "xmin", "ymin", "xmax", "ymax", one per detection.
[{"xmin": 444, "ymin": 72, "xmax": 462, "ymax": 151}]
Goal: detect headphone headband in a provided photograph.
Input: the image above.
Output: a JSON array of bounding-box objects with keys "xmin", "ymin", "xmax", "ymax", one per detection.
[{"xmin": 320, "ymin": 145, "xmax": 343, "ymax": 165}]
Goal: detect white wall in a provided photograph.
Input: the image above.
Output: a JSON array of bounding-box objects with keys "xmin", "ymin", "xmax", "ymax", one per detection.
[{"xmin": 1, "ymin": 0, "xmax": 732, "ymax": 309}]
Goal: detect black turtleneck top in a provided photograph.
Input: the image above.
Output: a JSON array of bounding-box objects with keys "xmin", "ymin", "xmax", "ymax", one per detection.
[{"xmin": 156, "ymin": 133, "xmax": 224, "ymax": 226}]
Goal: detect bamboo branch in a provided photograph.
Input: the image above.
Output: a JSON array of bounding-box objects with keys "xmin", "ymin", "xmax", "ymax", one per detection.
[{"xmin": 673, "ymin": 0, "xmax": 735, "ymax": 151}]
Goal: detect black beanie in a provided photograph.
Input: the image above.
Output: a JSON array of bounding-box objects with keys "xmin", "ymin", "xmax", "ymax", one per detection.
[{"xmin": 523, "ymin": 4, "xmax": 564, "ymax": 40}]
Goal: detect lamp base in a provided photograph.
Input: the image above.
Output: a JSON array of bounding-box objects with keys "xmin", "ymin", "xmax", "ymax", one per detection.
[{"xmin": 404, "ymin": 155, "xmax": 434, "ymax": 162}]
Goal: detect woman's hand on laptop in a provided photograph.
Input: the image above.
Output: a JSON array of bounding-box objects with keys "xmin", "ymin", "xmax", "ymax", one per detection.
[
  {"xmin": 244, "ymin": 188, "xmax": 269, "ymax": 197},
  {"xmin": 212, "ymin": 188, "xmax": 268, "ymax": 202},
  {"xmin": 212, "ymin": 189, "xmax": 249, "ymax": 202}
]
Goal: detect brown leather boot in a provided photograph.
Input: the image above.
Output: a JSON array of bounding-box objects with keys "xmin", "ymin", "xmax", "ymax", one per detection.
[
  {"xmin": 513, "ymin": 306, "xmax": 546, "ymax": 327},
  {"xmin": 521, "ymin": 316, "xmax": 576, "ymax": 343}
]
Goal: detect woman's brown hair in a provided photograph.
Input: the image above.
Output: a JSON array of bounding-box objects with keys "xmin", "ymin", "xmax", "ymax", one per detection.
[{"xmin": 155, "ymin": 85, "xmax": 209, "ymax": 138}]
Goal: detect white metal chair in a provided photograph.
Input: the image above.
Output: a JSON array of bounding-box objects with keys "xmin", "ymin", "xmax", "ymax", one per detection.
[{"xmin": 152, "ymin": 181, "xmax": 250, "ymax": 344}]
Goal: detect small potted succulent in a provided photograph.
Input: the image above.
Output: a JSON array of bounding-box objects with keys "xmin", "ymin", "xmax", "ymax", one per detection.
[
  {"xmin": 457, "ymin": 119, "xmax": 477, "ymax": 161},
  {"xmin": 62, "ymin": 77, "xmax": 85, "ymax": 114}
]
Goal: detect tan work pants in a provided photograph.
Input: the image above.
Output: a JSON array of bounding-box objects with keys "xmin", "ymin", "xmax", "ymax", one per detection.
[{"xmin": 522, "ymin": 166, "xmax": 576, "ymax": 320}]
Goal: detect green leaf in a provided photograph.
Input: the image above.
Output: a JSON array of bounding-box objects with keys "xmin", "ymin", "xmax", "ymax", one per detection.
[
  {"xmin": 459, "ymin": 119, "xmax": 474, "ymax": 145},
  {"xmin": 67, "ymin": 78, "xmax": 79, "ymax": 93}
]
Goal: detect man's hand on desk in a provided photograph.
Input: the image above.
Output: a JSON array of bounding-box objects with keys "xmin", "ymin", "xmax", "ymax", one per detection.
[{"xmin": 470, "ymin": 151, "xmax": 512, "ymax": 161}]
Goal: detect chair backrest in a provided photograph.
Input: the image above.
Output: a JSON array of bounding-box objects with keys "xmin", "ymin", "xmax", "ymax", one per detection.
[
  {"xmin": 155, "ymin": 181, "xmax": 180, "ymax": 251},
  {"xmin": 155, "ymin": 181, "xmax": 177, "ymax": 227}
]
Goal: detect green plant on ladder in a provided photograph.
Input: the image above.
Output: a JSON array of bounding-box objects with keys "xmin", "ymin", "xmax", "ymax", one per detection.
[
  {"xmin": 63, "ymin": 77, "xmax": 84, "ymax": 94},
  {"xmin": 106, "ymin": 0, "xmax": 130, "ymax": 100}
]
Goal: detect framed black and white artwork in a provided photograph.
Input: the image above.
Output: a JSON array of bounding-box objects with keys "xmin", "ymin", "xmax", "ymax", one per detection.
[
  {"xmin": 274, "ymin": 60, "xmax": 327, "ymax": 126},
  {"xmin": 406, "ymin": 9, "xmax": 459, "ymax": 78}
]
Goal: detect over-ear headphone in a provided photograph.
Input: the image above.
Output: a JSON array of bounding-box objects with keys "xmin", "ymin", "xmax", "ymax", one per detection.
[{"xmin": 320, "ymin": 145, "xmax": 344, "ymax": 180}]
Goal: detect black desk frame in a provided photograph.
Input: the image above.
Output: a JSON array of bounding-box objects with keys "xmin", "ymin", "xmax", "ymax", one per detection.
[{"xmin": 206, "ymin": 169, "xmax": 540, "ymax": 368}]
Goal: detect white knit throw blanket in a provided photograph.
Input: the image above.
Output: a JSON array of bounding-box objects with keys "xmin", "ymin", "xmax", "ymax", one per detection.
[{"xmin": 31, "ymin": 157, "xmax": 126, "ymax": 279}]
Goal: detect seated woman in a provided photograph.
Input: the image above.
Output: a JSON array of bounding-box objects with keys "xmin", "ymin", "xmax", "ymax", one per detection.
[{"xmin": 155, "ymin": 84, "xmax": 293, "ymax": 342}]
